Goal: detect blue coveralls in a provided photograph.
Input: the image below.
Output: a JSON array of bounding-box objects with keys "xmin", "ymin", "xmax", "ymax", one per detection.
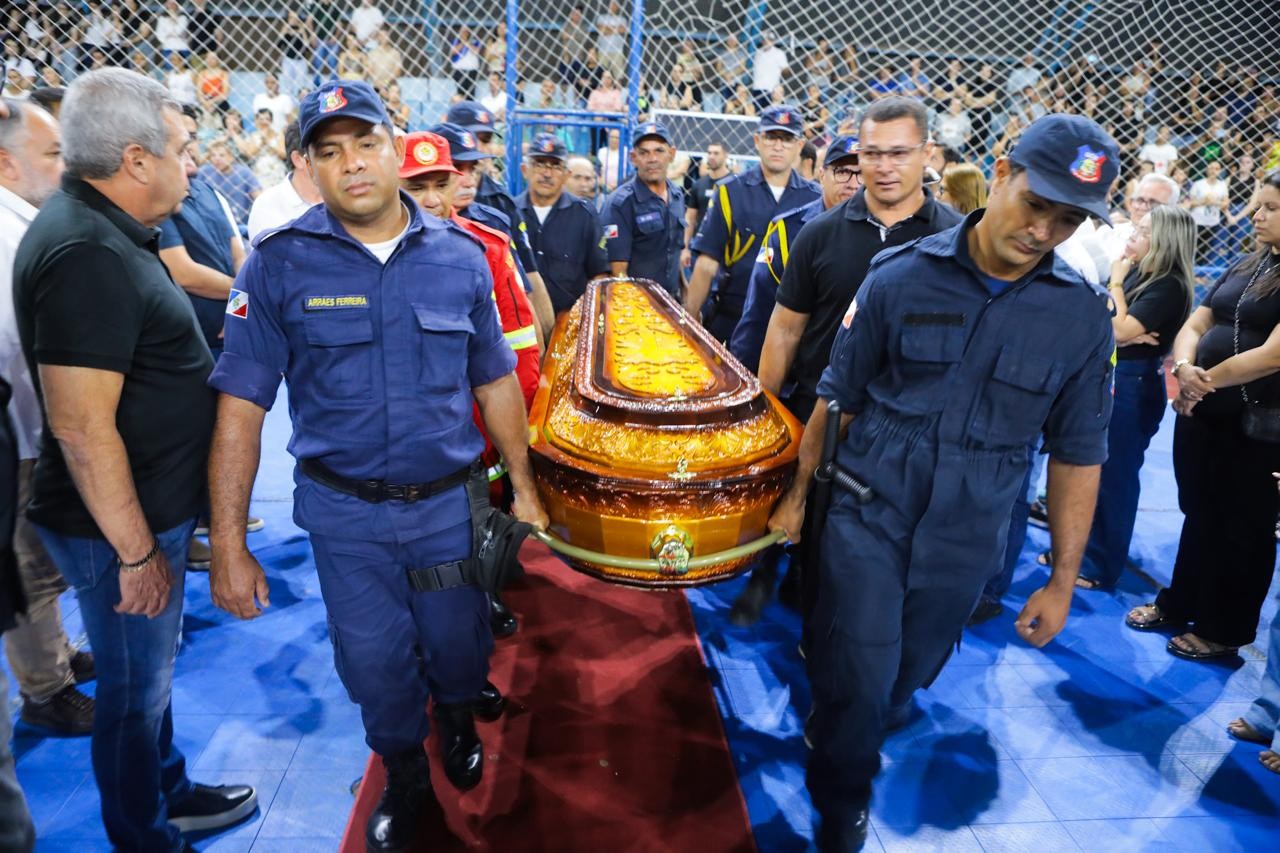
[
  {"xmin": 208, "ymin": 197, "xmax": 516, "ymax": 757},
  {"xmin": 729, "ymin": 197, "xmax": 824, "ymax": 373},
  {"xmin": 690, "ymin": 165, "xmax": 819, "ymax": 342},
  {"xmin": 600, "ymin": 175, "xmax": 687, "ymax": 296},
  {"xmin": 807, "ymin": 213, "xmax": 1114, "ymax": 825},
  {"xmin": 515, "ymin": 190, "xmax": 610, "ymax": 313}
]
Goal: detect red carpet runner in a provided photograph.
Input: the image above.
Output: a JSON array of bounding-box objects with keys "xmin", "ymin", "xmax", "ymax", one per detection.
[{"xmin": 339, "ymin": 541, "xmax": 756, "ymax": 852}]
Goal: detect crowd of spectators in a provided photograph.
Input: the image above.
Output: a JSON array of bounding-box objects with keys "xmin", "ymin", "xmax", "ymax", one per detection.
[{"xmin": 2, "ymin": 2, "xmax": 1276, "ymax": 261}]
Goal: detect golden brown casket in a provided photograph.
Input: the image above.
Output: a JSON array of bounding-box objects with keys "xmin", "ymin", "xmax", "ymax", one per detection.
[{"xmin": 528, "ymin": 278, "xmax": 802, "ymax": 588}]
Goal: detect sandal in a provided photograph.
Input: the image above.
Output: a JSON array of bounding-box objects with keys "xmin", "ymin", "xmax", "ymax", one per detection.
[
  {"xmin": 1167, "ymin": 633, "xmax": 1239, "ymax": 661},
  {"xmin": 1124, "ymin": 603, "xmax": 1178, "ymax": 632},
  {"xmin": 1075, "ymin": 576, "xmax": 1106, "ymax": 590},
  {"xmin": 1037, "ymin": 551, "xmax": 1053, "ymax": 567},
  {"xmin": 1228, "ymin": 718, "xmax": 1271, "ymax": 746}
]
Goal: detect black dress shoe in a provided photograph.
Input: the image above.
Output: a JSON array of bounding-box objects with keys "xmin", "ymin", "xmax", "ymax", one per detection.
[
  {"xmin": 432, "ymin": 701, "xmax": 483, "ymax": 790},
  {"xmin": 366, "ymin": 747, "xmax": 432, "ymax": 852},
  {"xmin": 966, "ymin": 598, "xmax": 1004, "ymax": 627},
  {"xmin": 167, "ymin": 783, "xmax": 258, "ymax": 832},
  {"xmin": 473, "ymin": 681, "xmax": 506, "ymax": 723},
  {"xmin": 816, "ymin": 809, "xmax": 870, "ymax": 852},
  {"xmin": 489, "ymin": 594, "xmax": 518, "ymax": 638},
  {"xmin": 70, "ymin": 649, "xmax": 96, "ymax": 684},
  {"xmin": 21, "ymin": 685, "xmax": 94, "ymax": 736}
]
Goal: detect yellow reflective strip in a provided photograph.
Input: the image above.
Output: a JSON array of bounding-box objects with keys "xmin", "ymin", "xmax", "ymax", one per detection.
[
  {"xmin": 718, "ymin": 183, "xmax": 733, "ymax": 266},
  {"xmin": 504, "ymin": 324, "xmax": 538, "ymax": 350},
  {"xmin": 777, "ymin": 220, "xmax": 791, "ymax": 268}
]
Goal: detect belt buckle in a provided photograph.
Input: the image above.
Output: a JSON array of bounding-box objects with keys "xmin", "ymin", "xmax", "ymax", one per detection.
[
  {"xmin": 402, "ymin": 483, "xmax": 426, "ymax": 503},
  {"xmin": 384, "ymin": 483, "xmax": 408, "ymax": 502},
  {"xmin": 358, "ymin": 480, "xmax": 385, "ymax": 503}
]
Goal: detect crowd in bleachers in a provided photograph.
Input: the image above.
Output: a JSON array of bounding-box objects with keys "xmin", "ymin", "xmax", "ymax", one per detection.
[{"xmin": 3, "ymin": 2, "xmax": 1277, "ymax": 263}]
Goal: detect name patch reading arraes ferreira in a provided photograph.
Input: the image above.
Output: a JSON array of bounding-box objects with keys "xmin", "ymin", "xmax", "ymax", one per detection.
[{"xmin": 304, "ymin": 295, "xmax": 369, "ymax": 311}]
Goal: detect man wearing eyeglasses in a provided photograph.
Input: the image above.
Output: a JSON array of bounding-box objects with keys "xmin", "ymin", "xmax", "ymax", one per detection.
[
  {"xmin": 1098, "ymin": 172, "xmax": 1180, "ymax": 260},
  {"xmin": 724, "ymin": 135, "xmax": 861, "ymax": 626},
  {"xmin": 760, "ymin": 97, "xmax": 962, "ymax": 434},
  {"xmin": 515, "ymin": 133, "xmax": 610, "ymax": 314},
  {"xmin": 686, "ymin": 104, "xmax": 821, "ymax": 343}
]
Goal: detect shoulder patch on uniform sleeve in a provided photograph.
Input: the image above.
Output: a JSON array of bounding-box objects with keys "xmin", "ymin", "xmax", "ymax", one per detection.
[
  {"xmin": 756, "ymin": 245, "xmax": 774, "ymax": 266},
  {"xmin": 226, "ymin": 288, "xmax": 249, "ymax": 318},
  {"xmin": 604, "ymin": 224, "xmax": 619, "ymax": 239}
]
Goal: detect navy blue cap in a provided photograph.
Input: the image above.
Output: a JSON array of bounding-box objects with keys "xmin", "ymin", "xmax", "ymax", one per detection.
[
  {"xmin": 446, "ymin": 100, "xmax": 502, "ymax": 137},
  {"xmin": 427, "ymin": 121, "xmax": 495, "ymax": 161},
  {"xmin": 1008, "ymin": 114, "xmax": 1120, "ymax": 223},
  {"xmin": 631, "ymin": 122, "xmax": 672, "ymax": 147},
  {"xmin": 759, "ymin": 104, "xmax": 804, "ymax": 137},
  {"xmin": 528, "ymin": 133, "xmax": 568, "ymax": 162},
  {"xmin": 823, "ymin": 135, "xmax": 858, "ymax": 167},
  {"xmin": 298, "ymin": 80, "xmax": 389, "ymax": 148}
]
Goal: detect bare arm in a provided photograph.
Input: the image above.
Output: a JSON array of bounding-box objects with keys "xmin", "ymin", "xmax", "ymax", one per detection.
[
  {"xmin": 683, "ymin": 253, "xmax": 720, "ymax": 316},
  {"xmin": 1016, "ymin": 458, "xmax": 1100, "ymax": 647},
  {"xmin": 473, "ymin": 373, "xmax": 549, "ymax": 529},
  {"xmin": 758, "ymin": 303, "xmax": 810, "ymax": 396},
  {"xmin": 1205, "ymin": 319, "xmax": 1280, "ymax": 389},
  {"xmin": 208, "ymin": 394, "xmax": 271, "ymax": 619},
  {"xmin": 159, "ymin": 245, "xmax": 236, "ymax": 300},
  {"xmin": 39, "ymin": 364, "xmax": 172, "ymax": 617},
  {"xmin": 525, "ymin": 270, "xmax": 556, "ymax": 337},
  {"xmin": 766, "ymin": 400, "xmax": 854, "ymax": 543}
]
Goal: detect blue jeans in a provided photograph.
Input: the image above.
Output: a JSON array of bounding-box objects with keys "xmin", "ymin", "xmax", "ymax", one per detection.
[
  {"xmin": 1244, "ymin": 590, "xmax": 1280, "ymax": 750},
  {"xmin": 1079, "ymin": 358, "xmax": 1167, "ymax": 587},
  {"xmin": 36, "ymin": 520, "xmax": 196, "ymax": 853}
]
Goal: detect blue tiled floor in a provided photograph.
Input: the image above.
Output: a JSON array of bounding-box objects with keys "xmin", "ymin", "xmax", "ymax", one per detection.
[{"xmin": 5, "ymin": 399, "xmax": 1278, "ymax": 851}]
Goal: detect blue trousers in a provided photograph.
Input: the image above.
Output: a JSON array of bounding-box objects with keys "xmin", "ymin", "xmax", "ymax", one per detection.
[
  {"xmin": 1079, "ymin": 357, "xmax": 1167, "ymax": 587},
  {"xmin": 806, "ymin": 491, "xmax": 986, "ymax": 824},
  {"xmin": 981, "ymin": 444, "xmax": 1040, "ymax": 602},
  {"xmin": 36, "ymin": 520, "xmax": 196, "ymax": 853},
  {"xmin": 310, "ymin": 520, "xmax": 492, "ymax": 756}
]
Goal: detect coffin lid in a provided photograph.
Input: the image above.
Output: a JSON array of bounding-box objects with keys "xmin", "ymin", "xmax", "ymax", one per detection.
[{"xmin": 572, "ymin": 278, "xmax": 764, "ymax": 426}]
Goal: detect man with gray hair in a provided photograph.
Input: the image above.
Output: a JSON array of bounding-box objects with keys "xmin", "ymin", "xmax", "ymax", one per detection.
[
  {"xmin": 12, "ymin": 68, "xmax": 257, "ymax": 852},
  {"xmin": 1100, "ymin": 172, "xmax": 1181, "ymax": 260},
  {"xmin": 0, "ymin": 97, "xmax": 99, "ymax": 739}
]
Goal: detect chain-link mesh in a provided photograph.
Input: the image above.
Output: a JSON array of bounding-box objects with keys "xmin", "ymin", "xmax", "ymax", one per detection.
[{"xmin": 8, "ymin": 1, "xmax": 1275, "ymax": 262}]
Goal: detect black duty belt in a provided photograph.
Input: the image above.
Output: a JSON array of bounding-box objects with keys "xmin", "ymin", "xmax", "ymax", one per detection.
[{"xmin": 298, "ymin": 458, "xmax": 475, "ymax": 504}]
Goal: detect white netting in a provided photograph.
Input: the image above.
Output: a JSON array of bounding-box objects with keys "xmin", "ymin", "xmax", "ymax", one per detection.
[{"xmin": 7, "ymin": 1, "xmax": 1275, "ymax": 263}]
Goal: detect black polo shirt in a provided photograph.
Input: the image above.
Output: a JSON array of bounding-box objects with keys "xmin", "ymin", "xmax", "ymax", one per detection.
[
  {"xmin": 774, "ymin": 187, "xmax": 963, "ymax": 402},
  {"xmin": 13, "ymin": 175, "xmax": 216, "ymax": 538},
  {"xmin": 515, "ymin": 189, "xmax": 610, "ymax": 313}
]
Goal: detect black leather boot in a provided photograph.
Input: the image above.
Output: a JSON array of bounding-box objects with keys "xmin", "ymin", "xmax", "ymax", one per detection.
[
  {"xmin": 815, "ymin": 809, "xmax": 870, "ymax": 852},
  {"xmin": 365, "ymin": 747, "xmax": 432, "ymax": 852},
  {"xmin": 489, "ymin": 593, "xmax": 518, "ymax": 638},
  {"xmin": 473, "ymin": 680, "xmax": 506, "ymax": 723},
  {"xmin": 433, "ymin": 701, "xmax": 484, "ymax": 790}
]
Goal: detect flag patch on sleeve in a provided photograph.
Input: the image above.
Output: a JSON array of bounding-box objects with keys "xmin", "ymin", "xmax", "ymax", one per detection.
[{"xmin": 226, "ymin": 288, "xmax": 249, "ymax": 318}]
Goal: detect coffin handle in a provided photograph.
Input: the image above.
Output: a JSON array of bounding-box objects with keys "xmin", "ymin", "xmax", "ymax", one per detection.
[{"xmin": 531, "ymin": 529, "xmax": 788, "ymax": 574}]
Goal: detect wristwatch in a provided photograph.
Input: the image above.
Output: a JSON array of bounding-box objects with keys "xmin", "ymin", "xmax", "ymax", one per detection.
[{"xmin": 1172, "ymin": 358, "xmax": 1191, "ymax": 377}]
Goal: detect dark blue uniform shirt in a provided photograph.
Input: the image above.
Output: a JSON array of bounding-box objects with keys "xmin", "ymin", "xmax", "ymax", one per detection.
[
  {"xmin": 208, "ymin": 196, "xmax": 515, "ymax": 544},
  {"xmin": 515, "ymin": 190, "xmax": 610, "ymax": 313},
  {"xmin": 159, "ymin": 175, "xmax": 238, "ymax": 350},
  {"xmin": 729, "ymin": 197, "xmax": 825, "ymax": 372},
  {"xmin": 476, "ymin": 172, "xmax": 539, "ymax": 276},
  {"xmin": 690, "ymin": 165, "xmax": 820, "ymax": 311},
  {"xmin": 817, "ymin": 211, "xmax": 1115, "ymax": 588},
  {"xmin": 600, "ymin": 176, "xmax": 686, "ymax": 295},
  {"xmin": 466, "ymin": 200, "xmax": 534, "ymax": 294}
]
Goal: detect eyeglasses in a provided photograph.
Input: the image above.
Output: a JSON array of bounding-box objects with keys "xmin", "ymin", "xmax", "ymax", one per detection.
[
  {"xmin": 530, "ymin": 159, "xmax": 565, "ymax": 172},
  {"xmin": 830, "ymin": 165, "xmax": 861, "ymax": 183},
  {"xmin": 1130, "ymin": 195, "xmax": 1166, "ymax": 210},
  {"xmin": 857, "ymin": 144, "xmax": 925, "ymax": 165}
]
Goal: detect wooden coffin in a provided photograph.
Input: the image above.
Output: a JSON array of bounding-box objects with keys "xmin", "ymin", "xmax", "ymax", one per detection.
[{"xmin": 528, "ymin": 277, "xmax": 802, "ymax": 588}]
